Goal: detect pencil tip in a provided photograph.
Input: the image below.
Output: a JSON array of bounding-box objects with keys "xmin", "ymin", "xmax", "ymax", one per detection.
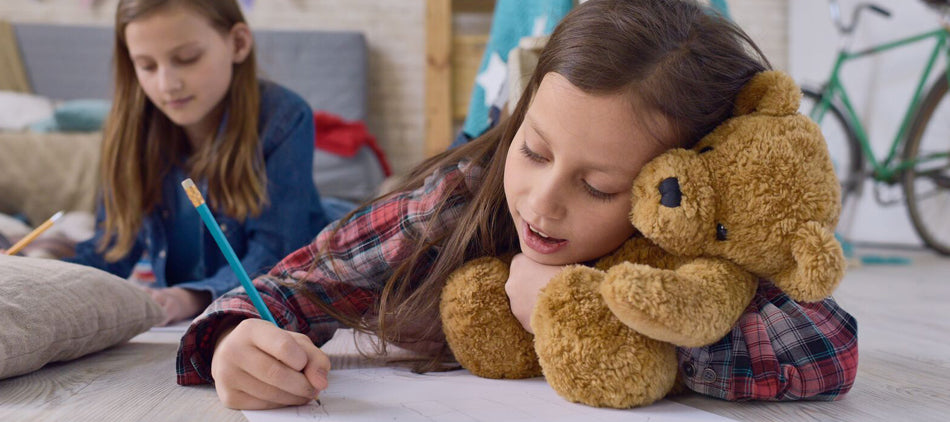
[{"xmin": 51, "ymin": 211, "xmax": 64, "ymax": 221}]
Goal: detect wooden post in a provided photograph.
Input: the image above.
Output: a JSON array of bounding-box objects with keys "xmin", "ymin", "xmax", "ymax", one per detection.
[{"xmin": 425, "ymin": 0, "xmax": 452, "ymax": 157}]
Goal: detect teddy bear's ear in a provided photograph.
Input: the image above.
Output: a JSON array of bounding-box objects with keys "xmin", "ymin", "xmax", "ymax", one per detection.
[
  {"xmin": 733, "ymin": 70, "xmax": 801, "ymax": 117},
  {"xmin": 772, "ymin": 221, "xmax": 846, "ymax": 302}
]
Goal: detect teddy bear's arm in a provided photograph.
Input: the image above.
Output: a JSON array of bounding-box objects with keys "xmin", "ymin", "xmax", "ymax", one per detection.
[
  {"xmin": 600, "ymin": 258, "xmax": 758, "ymax": 347},
  {"xmin": 440, "ymin": 257, "xmax": 542, "ymax": 379},
  {"xmin": 532, "ymin": 265, "xmax": 678, "ymax": 408}
]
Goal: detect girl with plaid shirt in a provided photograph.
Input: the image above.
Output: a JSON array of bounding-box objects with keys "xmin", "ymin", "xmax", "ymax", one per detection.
[{"xmin": 177, "ymin": 0, "xmax": 857, "ymax": 410}]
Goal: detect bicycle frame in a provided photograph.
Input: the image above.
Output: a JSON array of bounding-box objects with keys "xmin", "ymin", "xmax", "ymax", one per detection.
[{"xmin": 809, "ymin": 26, "xmax": 950, "ymax": 183}]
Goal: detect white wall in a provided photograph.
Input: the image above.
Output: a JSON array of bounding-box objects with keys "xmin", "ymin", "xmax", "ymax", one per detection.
[
  {"xmin": 0, "ymin": 0, "xmax": 426, "ymax": 175},
  {"xmin": 789, "ymin": 0, "xmax": 940, "ymax": 246}
]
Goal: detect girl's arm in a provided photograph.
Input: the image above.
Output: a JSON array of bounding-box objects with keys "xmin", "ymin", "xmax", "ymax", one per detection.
[
  {"xmin": 177, "ymin": 160, "xmax": 476, "ymax": 385},
  {"xmin": 677, "ymin": 280, "xmax": 858, "ymax": 401},
  {"xmin": 173, "ymin": 93, "xmax": 326, "ymax": 300},
  {"xmin": 63, "ymin": 203, "xmax": 142, "ymax": 278}
]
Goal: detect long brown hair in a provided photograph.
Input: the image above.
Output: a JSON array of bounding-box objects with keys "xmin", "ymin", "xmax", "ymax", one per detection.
[
  {"xmin": 99, "ymin": 0, "xmax": 263, "ymax": 261},
  {"xmin": 300, "ymin": 0, "xmax": 770, "ymax": 368}
]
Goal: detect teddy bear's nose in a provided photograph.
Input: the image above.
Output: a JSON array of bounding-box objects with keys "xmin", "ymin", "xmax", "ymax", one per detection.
[{"xmin": 659, "ymin": 177, "xmax": 682, "ymax": 208}]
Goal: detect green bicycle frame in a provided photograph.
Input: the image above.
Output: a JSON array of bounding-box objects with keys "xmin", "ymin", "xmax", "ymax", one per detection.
[{"xmin": 809, "ymin": 27, "xmax": 950, "ymax": 183}]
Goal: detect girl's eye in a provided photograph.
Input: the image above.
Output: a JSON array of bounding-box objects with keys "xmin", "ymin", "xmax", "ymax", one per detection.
[
  {"xmin": 519, "ymin": 142, "xmax": 547, "ymax": 163},
  {"xmin": 176, "ymin": 55, "xmax": 200, "ymax": 65},
  {"xmin": 583, "ymin": 183, "xmax": 615, "ymax": 202}
]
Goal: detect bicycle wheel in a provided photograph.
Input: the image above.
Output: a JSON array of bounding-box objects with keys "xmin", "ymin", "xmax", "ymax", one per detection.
[
  {"xmin": 903, "ymin": 70, "xmax": 950, "ymax": 255},
  {"xmin": 799, "ymin": 87, "xmax": 865, "ymax": 207}
]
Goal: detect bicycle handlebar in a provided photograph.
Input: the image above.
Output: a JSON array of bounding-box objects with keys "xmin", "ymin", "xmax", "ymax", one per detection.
[{"xmin": 828, "ymin": 0, "xmax": 892, "ymax": 35}]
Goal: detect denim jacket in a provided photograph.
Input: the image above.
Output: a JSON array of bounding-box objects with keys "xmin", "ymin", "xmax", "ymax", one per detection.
[{"xmin": 66, "ymin": 80, "xmax": 329, "ymax": 299}]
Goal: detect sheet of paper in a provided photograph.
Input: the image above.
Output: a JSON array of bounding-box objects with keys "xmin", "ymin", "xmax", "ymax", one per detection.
[{"xmin": 243, "ymin": 366, "xmax": 735, "ymax": 422}]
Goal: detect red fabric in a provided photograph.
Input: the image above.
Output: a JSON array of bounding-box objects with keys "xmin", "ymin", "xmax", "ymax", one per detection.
[{"xmin": 313, "ymin": 111, "xmax": 392, "ymax": 176}]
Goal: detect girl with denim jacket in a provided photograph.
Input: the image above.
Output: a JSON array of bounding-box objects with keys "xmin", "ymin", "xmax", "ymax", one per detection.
[{"xmin": 64, "ymin": 0, "xmax": 328, "ymax": 326}]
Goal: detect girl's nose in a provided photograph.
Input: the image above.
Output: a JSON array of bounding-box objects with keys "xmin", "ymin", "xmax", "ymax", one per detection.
[
  {"xmin": 527, "ymin": 176, "xmax": 566, "ymax": 221},
  {"xmin": 159, "ymin": 67, "xmax": 183, "ymax": 92}
]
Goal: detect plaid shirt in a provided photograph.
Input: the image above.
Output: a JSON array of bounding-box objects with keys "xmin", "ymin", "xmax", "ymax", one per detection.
[{"xmin": 176, "ymin": 160, "xmax": 858, "ymax": 401}]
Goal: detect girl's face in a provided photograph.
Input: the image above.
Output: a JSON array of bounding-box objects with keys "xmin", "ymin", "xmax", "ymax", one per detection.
[
  {"xmin": 125, "ymin": 5, "xmax": 251, "ymax": 144},
  {"xmin": 504, "ymin": 73, "xmax": 670, "ymax": 266}
]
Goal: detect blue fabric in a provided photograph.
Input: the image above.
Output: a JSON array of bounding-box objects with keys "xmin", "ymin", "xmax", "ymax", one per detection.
[
  {"xmin": 708, "ymin": 0, "xmax": 732, "ymax": 20},
  {"xmin": 461, "ymin": 0, "xmax": 572, "ymax": 139},
  {"xmin": 164, "ymin": 168, "xmax": 204, "ymax": 284},
  {"xmin": 320, "ymin": 196, "xmax": 358, "ymax": 222},
  {"xmin": 66, "ymin": 80, "xmax": 329, "ymax": 299}
]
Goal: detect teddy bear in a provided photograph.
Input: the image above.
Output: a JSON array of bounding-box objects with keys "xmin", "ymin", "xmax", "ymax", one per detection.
[{"xmin": 439, "ymin": 71, "xmax": 846, "ymax": 408}]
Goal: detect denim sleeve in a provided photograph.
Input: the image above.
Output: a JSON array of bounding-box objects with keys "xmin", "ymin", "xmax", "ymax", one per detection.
[
  {"xmin": 175, "ymin": 100, "xmax": 322, "ymax": 299},
  {"xmin": 63, "ymin": 202, "xmax": 141, "ymax": 279}
]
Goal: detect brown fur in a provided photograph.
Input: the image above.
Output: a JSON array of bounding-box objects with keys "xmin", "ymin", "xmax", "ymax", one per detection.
[{"xmin": 439, "ymin": 71, "xmax": 846, "ymax": 408}]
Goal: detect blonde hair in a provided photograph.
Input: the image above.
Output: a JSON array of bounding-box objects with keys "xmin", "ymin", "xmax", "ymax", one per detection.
[
  {"xmin": 298, "ymin": 0, "xmax": 770, "ymax": 370},
  {"xmin": 100, "ymin": 0, "xmax": 264, "ymax": 261}
]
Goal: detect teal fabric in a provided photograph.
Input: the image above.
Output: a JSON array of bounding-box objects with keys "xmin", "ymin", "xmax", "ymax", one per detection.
[
  {"xmin": 709, "ymin": 0, "xmax": 732, "ymax": 20},
  {"xmin": 461, "ymin": 0, "xmax": 573, "ymax": 139},
  {"xmin": 52, "ymin": 99, "xmax": 111, "ymax": 132},
  {"xmin": 28, "ymin": 116, "xmax": 59, "ymax": 133}
]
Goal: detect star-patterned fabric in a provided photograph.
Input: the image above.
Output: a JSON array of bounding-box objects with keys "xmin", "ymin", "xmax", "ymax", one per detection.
[{"xmin": 460, "ymin": 0, "xmax": 573, "ymax": 140}]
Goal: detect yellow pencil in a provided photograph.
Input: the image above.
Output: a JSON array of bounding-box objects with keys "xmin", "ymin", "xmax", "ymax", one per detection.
[{"xmin": 5, "ymin": 211, "xmax": 63, "ymax": 255}]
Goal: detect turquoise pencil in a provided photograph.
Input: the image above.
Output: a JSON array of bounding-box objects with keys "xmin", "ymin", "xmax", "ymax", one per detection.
[{"xmin": 181, "ymin": 178, "xmax": 278, "ymax": 326}]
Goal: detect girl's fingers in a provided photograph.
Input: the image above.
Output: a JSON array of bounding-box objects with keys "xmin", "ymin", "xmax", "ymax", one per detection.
[
  {"xmin": 241, "ymin": 346, "xmax": 318, "ymax": 399},
  {"xmin": 292, "ymin": 334, "xmax": 331, "ymax": 393},
  {"xmin": 217, "ymin": 386, "xmax": 292, "ymax": 411},
  {"xmin": 231, "ymin": 366, "xmax": 313, "ymax": 407},
  {"xmin": 249, "ymin": 320, "xmax": 310, "ymax": 372}
]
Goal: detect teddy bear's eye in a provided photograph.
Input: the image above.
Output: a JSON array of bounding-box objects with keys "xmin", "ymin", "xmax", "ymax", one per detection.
[
  {"xmin": 716, "ymin": 223, "xmax": 728, "ymax": 241},
  {"xmin": 699, "ymin": 146, "xmax": 714, "ymax": 154}
]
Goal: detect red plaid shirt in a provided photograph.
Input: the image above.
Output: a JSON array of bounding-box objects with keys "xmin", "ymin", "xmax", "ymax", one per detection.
[{"xmin": 176, "ymin": 160, "xmax": 858, "ymax": 401}]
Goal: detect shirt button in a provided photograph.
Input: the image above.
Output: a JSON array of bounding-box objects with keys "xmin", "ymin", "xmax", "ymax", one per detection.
[
  {"xmin": 683, "ymin": 363, "xmax": 695, "ymax": 378},
  {"xmin": 220, "ymin": 223, "xmax": 227, "ymax": 231},
  {"xmin": 702, "ymin": 367, "xmax": 717, "ymax": 382},
  {"xmin": 159, "ymin": 250, "xmax": 166, "ymax": 259}
]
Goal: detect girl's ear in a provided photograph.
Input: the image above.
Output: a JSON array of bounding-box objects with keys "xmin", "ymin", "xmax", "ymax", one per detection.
[{"xmin": 230, "ymin": 22, "xmax": 253, "ymax": 64}]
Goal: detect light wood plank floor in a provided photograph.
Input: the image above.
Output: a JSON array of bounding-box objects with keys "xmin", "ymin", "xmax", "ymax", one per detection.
[{"xmin": 1, "ymin": 246, "xmax": 947, "ymax": 421}]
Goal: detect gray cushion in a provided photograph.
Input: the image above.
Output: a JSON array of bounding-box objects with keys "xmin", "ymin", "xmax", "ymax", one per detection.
[
  {"xmin": 0, "ymin": 255, "xmax": 163, "ymax": 379},
  {"xmin": 13, "ymin": 23, "xmax": 368, "ymax": 120}
]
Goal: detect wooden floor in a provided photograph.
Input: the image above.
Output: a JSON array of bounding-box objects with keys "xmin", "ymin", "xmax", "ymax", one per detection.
[{"xmin": 1, "ymin": 246, "xmax": 948, "ymax": 421}]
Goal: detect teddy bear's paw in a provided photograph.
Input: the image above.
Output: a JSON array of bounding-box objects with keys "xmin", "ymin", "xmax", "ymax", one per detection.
[
  {"xmin": 600, "ymin": 259, "xmax": 757, "ymax": 347},
  {"xmin": 532, "ymin": 266, "xmax": 678, "ymax": 408},
  {"xmin": 594, "ymin": 236, "xmax": 680, "ymax": 271},
  {"xmin": 440, "ymin": 257, "xmax": 541, "ymax": 379},
  {"xmin": 774, "ymin": 221, "xmax": 846, "ymax": 302}
]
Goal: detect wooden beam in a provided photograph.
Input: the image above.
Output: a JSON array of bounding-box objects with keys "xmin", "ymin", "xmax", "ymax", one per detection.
[{"xmin": 425, "ymin": 0, "xmax": 453, "ymax": 157}]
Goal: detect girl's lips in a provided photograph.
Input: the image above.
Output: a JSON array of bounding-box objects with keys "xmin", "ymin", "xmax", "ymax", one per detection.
[
  {"xmin": 522, "ymin": 221, "xmax": 567, "ymax": 255},
  {"xmin": 166, "ymin": 96, "xmax": 193, "ymax": 108}
]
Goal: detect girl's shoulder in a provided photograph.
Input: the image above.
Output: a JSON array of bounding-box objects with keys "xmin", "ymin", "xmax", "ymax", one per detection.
[
  {"xmin": 255, "ymin": 80, "xmax": 314, "ymax": 151},
  {"xmin": 258, "ymin": 79, "xmax": 312, "ymax": 117}
]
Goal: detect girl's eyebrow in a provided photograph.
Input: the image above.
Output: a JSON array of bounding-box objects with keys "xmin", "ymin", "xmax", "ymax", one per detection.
[
  {"xmin": 527, "ymin": 114, "xmax": 627, "ymax": 175},
  {"xmin": 525, "ymin": 115, "xmax": 553, "ymax": 147},
  {"xmin": 130, "ymin": 41, "xmax": 202, "ymax": 60}
]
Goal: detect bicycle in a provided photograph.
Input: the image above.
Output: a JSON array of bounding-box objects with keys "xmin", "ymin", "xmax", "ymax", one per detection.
[{"xmin": 800, "ymin": 0, "xmax": 950, "ymax": 255}]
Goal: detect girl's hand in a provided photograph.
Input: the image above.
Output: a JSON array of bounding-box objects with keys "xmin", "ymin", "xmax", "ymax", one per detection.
[
  {"xmin": 211, "ymin": 319, "xmax": 331, "ymax": 410},
  {"xmin": 145, "ymin": 287, "xmax": 211, "ymax": 326},
  {"xmin": 505, "ymin": 253, "xmax": 564, "ymax": 334}
]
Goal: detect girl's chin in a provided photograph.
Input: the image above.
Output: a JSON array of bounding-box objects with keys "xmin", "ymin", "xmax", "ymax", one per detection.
[{"xmin": 519, "ymin": 247, "xmax": 573, "ymax": 266}]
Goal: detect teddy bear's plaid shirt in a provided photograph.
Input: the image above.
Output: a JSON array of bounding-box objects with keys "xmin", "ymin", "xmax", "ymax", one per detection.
[{"xmin": 176, "ymin": 160, "xmax": 858, "ymax": 401}]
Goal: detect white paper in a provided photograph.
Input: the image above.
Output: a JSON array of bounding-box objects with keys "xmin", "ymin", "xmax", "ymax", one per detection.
[{"xmin": 243, "ymin": 366, "xmax": 735, "ymax": 422}]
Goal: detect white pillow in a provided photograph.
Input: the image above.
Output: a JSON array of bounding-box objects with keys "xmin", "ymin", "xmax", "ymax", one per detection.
[{"xmin": 0, "ymin": 91, "xmax": 54, "ymax": 131}]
